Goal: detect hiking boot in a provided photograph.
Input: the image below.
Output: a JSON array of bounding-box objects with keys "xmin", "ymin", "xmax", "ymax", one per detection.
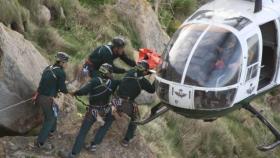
[
  {"xmin": 33, "ymin": 141, "xmax": 53, "ymax": 150},
  {"xmin": 88, "ymin": 144, "xmax": 97, "ymax": 152},
  {"xmin": 34, "ymin": 141, "xmax": 43, "ymax": 148},
  {"xmin": 120, "ymin": 139, "xmax": 129, "ymax": 147},
  {"xmin": 48, "ymin": 132, "xmax": 55, "ymax": 139},
  {"xmin": 86, "ymin": 144, "xmax": 97, "ymax": 152}
]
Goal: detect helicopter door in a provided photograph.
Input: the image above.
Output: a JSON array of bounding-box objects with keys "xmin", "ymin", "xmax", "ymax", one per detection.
[
  {"xmin": 275, "ymin": 18, "xmax": 280, "ymax": 84},
  {"xmin": 169, "ymin": 85, "xmax": 194, "ymax": 109},
  {"xmin": 258, "ymin": 21, "xmax": 278, "ymax": 89},
  {"xmin": 236, "ymin": 30, "xmax": 261, "ymax": 101}
]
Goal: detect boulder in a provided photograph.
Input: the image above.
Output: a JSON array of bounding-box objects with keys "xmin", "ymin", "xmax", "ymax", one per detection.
[
  {"xmin": 0, "ymin": 23, "xmax": 48, "ymax": 134},
  {"xmin": 115, "ymin": 0, "xmax": 170, "ymax": 53},
  {"xmin": 37, "ymin": 5, "xmax": 51, "ymax": 25}
]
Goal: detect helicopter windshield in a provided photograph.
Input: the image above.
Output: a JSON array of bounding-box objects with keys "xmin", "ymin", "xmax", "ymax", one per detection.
[
  {"xmin": 158, "ymin": 24, "xmax": 242, "ymax": 88},
  {"xmin": 158, "ymin": 24, "xmax": 207, "ymax": 82},
  {"xmin": 185, "ymin": 26, "xmax": 242, "ymax": 87}
]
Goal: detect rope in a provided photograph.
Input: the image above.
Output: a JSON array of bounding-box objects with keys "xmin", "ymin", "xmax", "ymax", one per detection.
[
  {"xmin": 0, "ymin": 76, "xmax": 77, "ymax": 113},
  {"xmin": 75, "ymin": 96, "xmax": 88, "ymax": 106},
  {"xmin": 0, "ymin": 98, "xmax": 33, "ymax": 112}
]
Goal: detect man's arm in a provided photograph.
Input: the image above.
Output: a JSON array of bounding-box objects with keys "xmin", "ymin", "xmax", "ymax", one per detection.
[
  {"xmin": 74, "ymin": 80, "xmax": 95, "ymax": 96},
  {"xmin": 100, "ymin": 49, "xmax": 127, "ymax": 73},
  {"xmin": 140, "ymin": 78, "xmax": 155, "ymax": 93},
  {"xmin": 120, "ymin": 54, "xmax": 136, "ymax": 67},
  {"xmin": 112, "ymin": 65, "xmax": 126, "ymax": 73},
  {"xmin": 57, "ymin": 70, "xmax": 68, "ymax": 94}
]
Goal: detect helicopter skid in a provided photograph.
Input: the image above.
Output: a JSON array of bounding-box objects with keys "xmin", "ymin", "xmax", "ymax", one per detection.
[
  {"xmin": 133, "ymin": 103, "xmax": 169, "ymax": 125},
  {"xmin": 243, "ymin": 104, "xmax": 280, "ymax": 151},
  {"xmin": 258, "ymin": 140, "xmax": 280, "ymax": 151}
]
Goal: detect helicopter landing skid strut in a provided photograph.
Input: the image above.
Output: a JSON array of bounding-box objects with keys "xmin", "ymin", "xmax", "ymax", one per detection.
[
  {"xmin": 243, "ymin": 104, "xmax": 280, "ymax": 151},
  {"xmin": 132, "ymin": 103, "xmax": 169, "ymax": 125}
]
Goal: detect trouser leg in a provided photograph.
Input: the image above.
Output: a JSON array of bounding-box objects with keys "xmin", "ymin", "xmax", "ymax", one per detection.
[
  {"xmin": 91, "ymin": 112, "xmax": 114, "ymax": 145},
  {"xmin": 124, "ymin": 115, "xmax": 137, "ymax": 141},
  {"xmin": 37, "ymin": 96, "xmax": 56, "ymax": 145},
  {"xmin": 50, "ymin": 117, "xmax": 57, "ymax": 133},
  {"xmin": 71, "ymin": 112, "xmax": 96, "ymax": 155}
]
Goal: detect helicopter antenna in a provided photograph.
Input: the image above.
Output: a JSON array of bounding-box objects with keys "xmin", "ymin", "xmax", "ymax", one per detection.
[{"xmin": 254, "ymin": 0, "xmax": 262, "ymax": 13}]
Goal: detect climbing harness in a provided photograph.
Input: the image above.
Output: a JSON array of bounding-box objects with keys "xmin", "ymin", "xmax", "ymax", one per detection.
[
  {"xmin": 44, "ymin": 65, "xmax": 60, "ymax": 79},
  {"xmin": 52, "ymin": 102, "xmax": 59, "ymax": 117}
]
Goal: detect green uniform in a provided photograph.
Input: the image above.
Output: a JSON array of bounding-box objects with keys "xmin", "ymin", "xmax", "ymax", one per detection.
[
  {"xmin": 87, "ymin": 45, "xmax": 136, "ymax": 77},
  {"xmin": 117, "ymin": 69, "xmax": 155, "ymax": 142},
  {"xmin": 36, "ymin": 65, "xmax": 68, "ymax": 145},
  {"xmin": 71, "ymin": 75, "xmax": 120, "ymax": 155},
  {"xmin": 118, "ymin": 69, "xmax": 155, "ymax": 101},
  {"xmin": 38, "ymin": 65, "xmax": 68, "ymax": 97}
]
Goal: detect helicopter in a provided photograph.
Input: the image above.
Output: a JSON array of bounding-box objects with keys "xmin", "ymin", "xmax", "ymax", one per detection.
[{"xmin": 134, "ymin": 0, "xmax": 280, "ymax": 151}]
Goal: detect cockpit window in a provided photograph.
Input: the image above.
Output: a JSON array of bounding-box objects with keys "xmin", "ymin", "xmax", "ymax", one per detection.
[
  {"xmin": 189, "ymin": 10, "xmax": 213, "ymax": 21},
  {"xmin": 223, "ymin": 17, "xmax": 252, "ymax": 30},
  {"xmin": 189, "ymin": 10, "xmax": 251, "ymax": 30},
  {"xmin": 158, "ymin": 24, "xmax": 207, "ymax": 82},
  {"xmin": 185, "ymin": 26, "xmax": 242, "ymax": 87}
]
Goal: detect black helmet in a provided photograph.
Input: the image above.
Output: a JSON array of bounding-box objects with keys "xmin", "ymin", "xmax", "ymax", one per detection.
[
  {"xmin": 136, "ymin": 60, "xmax": 149, "ymax": 71},
  {"xmin": 112, "ymin": 36, "xmax": 125, "ymax": 48},
  {"xmin": 99, "ymin": 63, "xmax": 113, "ymax": 75},
  {"xmin": 56, "ymin": 52, "xmax": 69, "ymax": 62}
]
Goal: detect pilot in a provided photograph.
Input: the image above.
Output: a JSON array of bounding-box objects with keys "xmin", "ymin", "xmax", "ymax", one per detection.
[{"xmin": 207, "ymin": 36, "xmax": 240, "ymax": 87}]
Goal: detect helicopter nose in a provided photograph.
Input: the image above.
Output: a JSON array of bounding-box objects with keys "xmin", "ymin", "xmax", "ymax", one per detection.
[{"xmin": 156, "ymin": 79, "xmax": 237, "ymax": 110}]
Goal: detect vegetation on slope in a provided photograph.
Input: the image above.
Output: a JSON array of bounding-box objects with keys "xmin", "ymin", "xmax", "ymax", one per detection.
[{"xmin": 1, "ymin": 0, "xmax": 280, "ymax": 158}]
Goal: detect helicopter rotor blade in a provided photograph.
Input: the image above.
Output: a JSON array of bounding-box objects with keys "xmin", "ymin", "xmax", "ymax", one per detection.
[
  {"xmin": 132, "ymin": 103, "xmax": 169, "ymax": 125},
  {"xmin": 243, "ymin": 104, "xmax": 280, "ymax": 151}
]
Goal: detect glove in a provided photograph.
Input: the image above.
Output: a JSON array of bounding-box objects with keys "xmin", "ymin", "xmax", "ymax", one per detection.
[
  {"xmin": 32, "ymin": 91, "xmax": 39, "ymax": 104},
  {"xmin": 111, "ymin": 98, "xmax": 122, "ymax": 107}
]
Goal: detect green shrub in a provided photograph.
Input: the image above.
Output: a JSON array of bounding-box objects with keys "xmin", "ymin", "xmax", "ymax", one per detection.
[
  {"xmin": 79, "ymin": 0, "xmax": 115, "ymax": 7},
  {"xmin": 19, "ymin": 0, "xmax": 41, "ymax": 19},
  {"xmin": 35, "ymin": 26, "xmax": 76, "ymax": 54},
  {"xmin": 156, "ymin": 0, "xmax": 198, "ymax": 35},
  {"xmin": 0, "ymin": 0, "xmax": 30, "ymax": 32}
]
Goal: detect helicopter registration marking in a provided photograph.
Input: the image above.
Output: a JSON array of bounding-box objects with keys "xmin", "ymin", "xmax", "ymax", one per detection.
[{"xmin": 169, "ymin": 85, "xmax": 194, "ymax": 109}]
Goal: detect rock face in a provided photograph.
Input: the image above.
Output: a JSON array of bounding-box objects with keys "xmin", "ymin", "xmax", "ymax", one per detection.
[
  {"xmin": 37, "ymin": 5, "xmax": 51, "ymax": 25},
  {"xmin": 0, "ymin": 23, "xmax": 48, "ymax": 134},
  {"xmin": 115, "ymin": 0, "xmax": 168, "ymax": 105},
  {"xmin": 115, "ymin": 0, "xmax": 170, "ymax": 53},
  {"xmin": 0, "ymin": 107, "xmax": 155, "ymax": 158}
]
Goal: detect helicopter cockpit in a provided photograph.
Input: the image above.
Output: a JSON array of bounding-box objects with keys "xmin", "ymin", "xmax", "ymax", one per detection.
[{"xmin": 156, "ymin": 21, "xmax": 244, "ymax": 111}]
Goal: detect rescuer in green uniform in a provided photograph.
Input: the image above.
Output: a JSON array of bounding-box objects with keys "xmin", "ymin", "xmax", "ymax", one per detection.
[
  {"xmin": 83, "ymin": 37, "xmax": 136, "ymax": 77},
  {"xmin": 114, "ymin": 60, "xmax": 155, "ymax": 147},
  {"xmin": 68, "ymin": 63, "xmax": 120, "ymax": 157},
  {"xmin": 35, "ymin": 52, "xmax": 70, "ymax": 148}
]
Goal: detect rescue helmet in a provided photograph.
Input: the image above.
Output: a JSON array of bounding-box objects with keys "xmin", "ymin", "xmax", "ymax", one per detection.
[
  {"xmin": 112, "ymin": 36, "xmax": 125, "ymax": 48},
  {"xmin": 136, "ymin": 60, "xmax": 149, "ymax": 71},
  {"xmin": 99, "ymin": 63, "xmax": 113, "ymax": 75},
  {"xmin": 56, "ymin": 52, "xmax": 70, "ymax": 62}
]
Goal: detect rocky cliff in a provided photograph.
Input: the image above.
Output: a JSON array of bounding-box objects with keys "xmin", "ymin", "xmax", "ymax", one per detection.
[{"xmin": 0, "ymin": 23, "xmax": 48, "ymax": 134}]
